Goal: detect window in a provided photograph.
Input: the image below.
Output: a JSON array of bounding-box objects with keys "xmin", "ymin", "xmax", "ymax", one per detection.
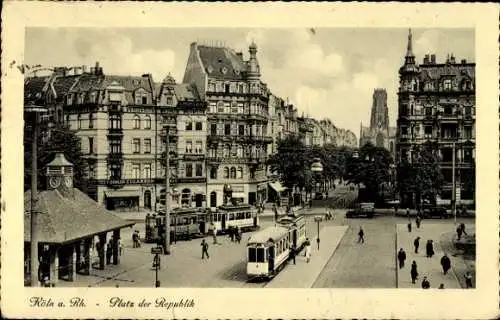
[
  {"xmin": 425, "ymin": 107, "xmax": 432, "ymax": 117},
  {"xmin": 78, "ymin": 115, "xmax": 82, "ymax": 129},
  {"xmin": 210, "ymin": 167, "xmax": 217, "ymax": 179},
  {"xmin": 250, "ymin": 170, "xmax": 255, "ymax": 179},
  {"xmin": 443, "ymin": 79, "xmax": 452, "ymax": 91},
  {"xmin": 464, "ymin": 106, "xmax": 472, "ymax": 116},
  {"xmin": 400, "ymin": 105, "xmax": 408, "ymax": 117},
  {"xmin": 195, "ymin": 122, "xmax": 203, "ymax": 131},
  {"xmin": 88, "ymin": 164, "xmax": 95, "ymax": 179},
  {"xmin": 238, "ymin": 83, "xmax": 244, "ymax": 94},
  {"xmin": 166, "ymin": 97, "xmax": 173, "ymax": 105},
  {"xmin": 223, "ymin": 144, "xmax": 230, "ymax": 157},
  {"xmin": 464, "ymin": 126, "xmax": 473, "ymax": 139},
  {"xmin": 223, "ymin": 167, "xmax": 229, "ymax": 178},
  {"xmin": 237, "ymin": 167, "xmax": 243, "ymax": 179},
  {"xmin": 109, "ymin": 164, "xmax": 122, "ymax": 180},
  {"xmin": 144, "ymin": 116, "xmax": 151, "ymax": 129},
  {"xmin": 186, "ymin": 163, "xmax": 193, "ymax": 177},
  {"xmin": 89, "ymin": 113, "xmax": 94, "ymax": 129},
  {"xmin": 110, "ymin": 139, "xmax": 121, "ymax": 154},
  {"xmin": 132, "ymin": 164, "xmax": 140, "ymax": 179},
  {"xmin": 181, "ymin": 188, "xmax": 191, "ymax": 207},
  {"xmin": 195, "ymin": 141, "xmax": 203, "ymax": 154},
  {"xmin": 230, "ymin": 167, "xmax": 236, "ymax": 179},
  {"xmin": 186, "ymin": 122, "xmax": 193, "ymax": 131},
  {"xmin": 109, "ymin": 114, "xmax": 121, "ymax": 129},
  {"xmin": 444, "ymin": 106, "xmax": 453, "ymax": 116},
  {"xmin": 142, "ymin": 96, "xmax": 147, "ymax": 105},
  {"xmin": 88, "ymin": 137, "xmax": 94, "ymax": 154},
  {"xmin": 217, "ymin": 102, "xmax": 224, "ymax": 113},
  {"xmin": 134, "ymin": 115, "xmax": 141, "ymax": 129},
  {"xmin": 185, "ymin": 140, "xmax": 193, "ymax": 153},
  {"xmin": 225, "ymin": 124, "xmax": 231, "ymax": 135},
  {"xmin": 211, "ymin": 124, "xmax": 217, "ymax": 136},
  {"xmin": 239, "ymin": 124, "xmax": 245, "ymax": 135},
  {"xmin": 256, "ymin": 248, "xmax": 265, "ymax": 263},
  {"xmin": 401, "ymin": 126, "xmax": 408, "ymax": 135},
  {"xmin": 248, "ymin": 248, "xmax": 256, "ymax": 262},
  {"xmin": 464, "ymin": 149, "xmax": 473, "ymax": 162},
  {"xmin": 144, "ymin": 139, "xmax": 151, "ymax": 154},
  {"xmin": 225, "ymin": 83, "xmax": 230, "ymax": 93},
  {"xmin": 424, "ymin": 125, "xmax": 433, "ymax": 135},
  {"xmin": 143, "ymin": 164, "xmax": 151, "ymax": 179},
  {"xmin": 231, "ymin": 102, "xmax": 238, "ymax": 114},
  {"xmin": 133, "ymin": 138, "xmax": 141, "ymax": 153},
  {"xmin": 195, "ymin": 164, "xmax": 203, "ymax": 177}
]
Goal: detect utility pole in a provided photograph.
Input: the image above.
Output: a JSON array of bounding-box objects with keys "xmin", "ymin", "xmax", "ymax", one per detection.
[
  {"xmin": 452, "ymin": 142, "xmax": 456, "ymax": 224},
  {"xmin": 30, "ymin": 112, "xmax": 40, "ymax": 287},
  {"xmin": 164, "ymin": 126, "xmax": 171, "ymax": 255}
]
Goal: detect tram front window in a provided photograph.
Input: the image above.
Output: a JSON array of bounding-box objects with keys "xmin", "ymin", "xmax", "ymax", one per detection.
[
  {"xmin": 248, "ymin": 247, "xmax": 257, "ymax": 262},
  {"xmin": 256, "ymin": 248, "xmax": 265, "ymax": 262}
]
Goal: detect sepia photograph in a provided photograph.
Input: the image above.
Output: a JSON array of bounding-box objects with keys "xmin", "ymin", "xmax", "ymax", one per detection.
[{"xmin": 2, "ymin": 2, "xmax": 498, "ymax": 319}]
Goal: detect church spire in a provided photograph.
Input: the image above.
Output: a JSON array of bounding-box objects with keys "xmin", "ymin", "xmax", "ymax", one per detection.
[{"xmin": 406, "ymin": 28, "xmax": 414, "ymax": 58}]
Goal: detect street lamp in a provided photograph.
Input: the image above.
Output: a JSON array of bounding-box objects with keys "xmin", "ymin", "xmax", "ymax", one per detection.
[
  {"xmin": 314, "ymin": 215, "xmax": 323, "ymax": 250},
  {"xmin": 151, "ymin": 246, "xmax": 163, "ymax": 287}
]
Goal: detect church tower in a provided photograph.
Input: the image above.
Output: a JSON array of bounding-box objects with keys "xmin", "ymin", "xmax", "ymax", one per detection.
[
  {"xmin": 370, "ymin": 89, "xmax": 389, "ymax": 132},
  {"xmin": 247, "ymin": 41, "xmax": 261, "ymax": 93}
]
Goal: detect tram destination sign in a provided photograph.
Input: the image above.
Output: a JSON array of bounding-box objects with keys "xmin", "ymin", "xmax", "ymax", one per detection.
[{"xmin": 151, "ymin": 247, "xmax": 163, "ymax": 254}]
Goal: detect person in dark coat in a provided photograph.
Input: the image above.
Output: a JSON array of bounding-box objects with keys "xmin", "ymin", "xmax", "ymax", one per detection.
[
  {"xmin": 410, "ymin": 261, "xmax": 418, "ymax": 284},
  {"xmin": 438, "ymin": 283, "xmax": 445, "ymax": 289},
  {"xmin": 440, "ymin": 254, "xmax": 451, "ymax": 275},
  {"xmin": 407, "ymin": 221, "xmax": 412, "ymax": 232},
  {"xmin": 464, "ymin": 271, "xmax": 473, "ymax": 288},
  {"xmin": 415, "ymin": 216, "xmax": 421, "ymax": 228},
  {"xmin": 397, "ymin": 248, "xmax": 407, "ymax": 269},
  {"xmin": 421, "ymin": 276, "xmax": 430, "ymax": 289},
  {"xmin": 460, "ymin": 223, "xmax": 468, "ymax": 236},
  {"xmin": 201, "ymin": 239, "xmax": 209, "ymax": 259},
  {"xmin": 414, "ymin": 237, "xmax": 420, "ymax": 254},
  {"xmin": 289, "ymin": 244, "xmax": 296, "ymax": 265},
  {"xmin": 426, "ymin": 240, "xmax": 434, "ymax": 258},
  {"xmin": 358, "ymin": 227, "xmax": 365, "ymax": 244},
  {"xmin": 229, "ymin": 227, "xmax": 235, "ymax": 242}
]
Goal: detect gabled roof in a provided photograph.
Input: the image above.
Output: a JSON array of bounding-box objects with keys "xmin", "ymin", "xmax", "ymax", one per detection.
[
  {"xmin": 174, "ymin": 83, "xmax": 200, "ymax": 101},
  {"xmin": 24, "ymin": 188, "xmax": 134, "ymax": 244},
  {"xmin": 197, "ymin": 45, "xmax": 246, "ymax": 80},
  {"xmin": 419, "ymin": 63, "xmax": 475, "ymax": 81},
  {"xmin": 24, "ymin": 76, "xmax": 50, "ymax": 101}
]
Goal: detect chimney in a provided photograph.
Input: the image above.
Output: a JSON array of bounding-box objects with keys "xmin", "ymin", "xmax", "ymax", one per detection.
[
  {"xmin": 461, "ymin": 59, "xmax": 467, "ymax": 64},
  {"xmin": 53, "ymin": 67, "xmax": 66, "ymax": 77},
  {"xmin": 236, "ymin": 52, "xmax": 243, "ymax": 59},
  {"xmin": 430, "ymin": 54, "xmax": 436, "ymax": 64},
  {"xmin": 450, "ymin": 54, "xmax": 456, "ymax": 64},
  {"xmin": 423, "ymin": 54, "xmax": 430, "ymax": 64}
]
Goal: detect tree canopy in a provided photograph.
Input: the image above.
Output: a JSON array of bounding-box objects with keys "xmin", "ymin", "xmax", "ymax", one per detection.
[{"xmin": 24, "ymin": 122, "xmax": 87, "ymax": 192}]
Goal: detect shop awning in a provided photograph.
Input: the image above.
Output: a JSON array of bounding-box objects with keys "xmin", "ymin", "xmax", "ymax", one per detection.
[
  {"xmin": 269, "ymin": 181, "xmax": 287, "ymax": 193},
  {"xmin": 231, "ymin": 192, "xmax": 246, "ymax": 198},
  {"xmin": 105, "ymin": 190, "xmax": 140, "ymax": 198}
]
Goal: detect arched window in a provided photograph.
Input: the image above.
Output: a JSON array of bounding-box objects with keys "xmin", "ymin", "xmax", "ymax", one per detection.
[
  {"xmin": 210, "ymin": 167, "xmax": 217, "ymax": 179},
  {"xmin": 133, "ymin": 115, "xmax": 141, "ymax": 129},
  {"xmin": 230, "ymin": 167, "xmax": 236, "ymax": 179},
  {"xmin": 223, "ymin": 167, "xmax": 229, "ymax": 179},
  {"xmin": 237, "ymin": 167, "xmax": 243, "ymax": 179},
  {"xmin": 181, "ymin": 188, "xmax": 191, "ymax": 207},
  {"xmin": 144, "ymin": 115, "xmax": 151, "ymax": 129}
]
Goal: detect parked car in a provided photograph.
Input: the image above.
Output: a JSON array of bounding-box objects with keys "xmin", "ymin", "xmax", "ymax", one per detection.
[
  {"xmin": 346, "ymin": 202, "xmax": 375, "ymax": 218},
  {"xmin": 422, "ymin": 206, "xmax": 450, "ymax": 219}
]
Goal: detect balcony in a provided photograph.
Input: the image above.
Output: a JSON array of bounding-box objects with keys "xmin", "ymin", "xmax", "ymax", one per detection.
[
  {"xmin": 107, "ymin": 153, "xmax": 123, "ymax": 163},
  {"xmin": 107, "ymin": 128, "xmax": 123, "ymax": 137},
  {"xmin": 247, "ymin": 113, "xmax": 268, "ymax": 121},
  {"xmin": 208, "ymin": 134, "xmax": 246, "ymax": 143},
  {"xmin": 182, "ymin": 153, "xmax": 205, "ymax": 161},
  {"xmin": 248, "ymin": 135, "xmax": 273, "ymax": 143}
]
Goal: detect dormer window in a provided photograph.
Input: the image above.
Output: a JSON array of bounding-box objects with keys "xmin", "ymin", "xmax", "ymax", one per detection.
[
  {"xmin": 207, "ymin": 65, "xmax": 213, "ymax": 74},
  {"xmin": 166, "ymin": 96, "xmax": 173, "ymax": 105},
  {"xmin": 142, "ymin": 96, "xmax": 147, "ymax": 104},
  {"xmin": 221, "ymin": 67, "xmax": 228, "ymax": 74},
  {"xmin": 234, "ymin": 69, "xmax": 240, "ymax": 75},
  {"xmin": 443, "ymin": 79, "xmax": 452, "ymax": 91}
]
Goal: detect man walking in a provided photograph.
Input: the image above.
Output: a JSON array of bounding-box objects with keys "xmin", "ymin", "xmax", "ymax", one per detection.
[
  {"xmin": 397, "ymin": 248, "xmax": 407, "ymax": 269},
  {"xmin": 407, "ymin": 220, "xmax": 412, "ymax": 232},
  {"xmin": 456, "ymin": 225, "xmax": 463, "ymax": 241},
  {"xmin": 212, "ymin": 224, "xmax": 218, "ymax": 245},
  {"xmin": 414, "ymin": 237, "xmax": 420, "ymax": 254},
  {"xmin": 415, "ymin": 216, "xmax": 421, "ymax": 228},
  {"xmin": 358, "ymin": 227, "xmax": 365, "ymax": 243},
  {"xmin": 440, "ymin": 254, "xmax": 451, "ymax": 275},
  {"xmin": 289, "ymin": 244, "xmax": 296, "ymax": 265},
  {"xmin": 426, "ymin": 240, "xmax": 434, "ymax": 258},
  {"xmin": 410, "ymin": 261, "xmax": 418, "ymax": 284},
  {"xmin": 201, "ymin": 239, "xmax": 209, "ymax": 259}
]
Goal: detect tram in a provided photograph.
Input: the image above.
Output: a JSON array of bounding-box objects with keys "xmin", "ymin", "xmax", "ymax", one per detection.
[
  {"xmin": 246, "ymin": 213, "xmax": 307, "ymax": 279},
  {"xmin": 144, "ymin": 207, "xmax": 207, "ymax": 243},
  {"xmin": 210, "ymin": 204, "xmax": 259, "ymax": 234}
]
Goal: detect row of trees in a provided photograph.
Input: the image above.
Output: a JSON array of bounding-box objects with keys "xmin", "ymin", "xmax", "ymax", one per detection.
[{"xmin": 268, "ymin": 134, "xmax": 453, "ymax": 207}]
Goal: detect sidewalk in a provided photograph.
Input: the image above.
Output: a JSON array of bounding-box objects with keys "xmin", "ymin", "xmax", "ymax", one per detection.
[
  {"xmin": 396, "ymin": 223, "xmax": 462, "ymax": 289},
  {"xmin": 266, "ymin": 226, "xmax": 348, "ymax": 288}
]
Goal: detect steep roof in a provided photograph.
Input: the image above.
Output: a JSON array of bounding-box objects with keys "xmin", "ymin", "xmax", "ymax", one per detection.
[
  {"xmin": 24, "ymin": 76, "xmax": 50, "ymax": 102},
  {"xmin": 52, "ymin": 75, "xmax": 80, "ymax": 98},
  {"xmin": 173, "ymin": 83, "xmax": 200, "ymax": 101},
  {"xmin": 419, "ymin": 63, "xmax": 475, "ymax": 81},
  {"xmin": 24, "ymin": 188, "xmax": 134, "ymax": 244},
  {"xmin": 72, "ymin": 74, "xmax": 152, "ymax": 92},
  {"xmin": 197, "ymin": 45, "xmax": 246, "ymax": 80}
]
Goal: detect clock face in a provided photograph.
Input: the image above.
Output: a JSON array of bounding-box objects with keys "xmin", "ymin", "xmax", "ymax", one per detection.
[
  {"xmin": 48, "ymin": 176, "xmax": 61, "ymax": 189},
  {"xmin": 64, "ymin": 176, "xmax": 73, "ymax": 188}
]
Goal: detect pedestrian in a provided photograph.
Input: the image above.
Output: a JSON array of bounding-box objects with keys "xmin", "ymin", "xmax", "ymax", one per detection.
[
  {"xmin": 289, "ymin": 244, "xmax": 296, "ymax": 265},
  {"xmin": 460, "ymin": 223, "xmax": 468, "ymax": 236},
  {"xmin": 236, "ymin": 226, "xmax": 241, "ymax": 244},
  {"xmin": 305, "ymin": 242, "xmax": 312, "ymax": 263},
  {"xmin": 414, "ymin": 237, "xmax": 420, "ymax": 254},
  {"xmin": 410, "ymin": 261, "xmax": 418, "ymax": 284},
  {"xmin": 397, "ymin": 248, "xmax": 407, "ymax": 269},
  {"xmin": 407, "ymin": 221, "xmax": 412, "ymax": 232},
  {"xmin": 304, "ymin": 238, "xmax": 311, "ymax": 256},
  {"xmin": 421, "ymin": 276, "xmax": 430, "ymax": 289},
  {"xmin": 438, "ymin": 283, "xmax": 445, "ymax": 289},
  {"xmin": 456, "ymin": 225, "xmax": 463, "ymax": 241},
  {"xmin": 426, "ymin": 240, "xmax": 434, "ymax": 258},
  {"xmin": 229, "ymin": 226, "xmax": 235, "ymax": 242},
  {"xmin": 464, "ymin": 272, "xmax": 473, "ymax": 288},
  {"xmin": 358, "ymin": 227, "xmax": 365, "ymax": 243},
  {"xmin": 106, "ymin": 242, "xmax": 112, "ymax": 265},
  {"xmin": 201, "ymin": 239, "xmax": 210, "ymax": 259},
  {"xmin": 132, "ymin": 232, "xmax": 138, "ymax": 248},
  {"xmin": 406, "ymin": 208, "xmax": 410, "ymax": 218},
  {"xmin": 440, "ymin": 254, "xmax": 451, "ymax": 275},
  {"xmin": 212, "ymin": 224, "xmax": 218, "ymax": 245},
  {"xmin": 416, "ymin": 216, "xmax": 421, "ymax": 228}
]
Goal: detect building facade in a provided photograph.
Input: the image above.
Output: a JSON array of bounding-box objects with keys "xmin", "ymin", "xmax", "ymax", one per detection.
[
  {"xmin": 182, "ymin": 42, "xmax": 272, "ymax": 207},
  {"xmin": 360, "ymin": 88, "xmax": 396, "ymax": 155},
  {"xmin": 396, "ymin": 29, "xmax": 475, "ymax": 205}
]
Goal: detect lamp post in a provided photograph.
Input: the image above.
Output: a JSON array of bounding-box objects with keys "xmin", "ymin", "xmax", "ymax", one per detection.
[
  {"xmin": 25, "ymin": 105, "xmax": 47, "ymax": 287},
  {"xmin": 151, "ymin": 246, "xmax": 162, "ymax": 287},
  {"xmin": 314, "ymin": 215, "xmax": 323, "ymax": 250}
]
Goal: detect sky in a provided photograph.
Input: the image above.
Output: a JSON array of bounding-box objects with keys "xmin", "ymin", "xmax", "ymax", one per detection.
[{"xmin": 24, "ymin": 28, "xmax": 474, "ymax": 136}]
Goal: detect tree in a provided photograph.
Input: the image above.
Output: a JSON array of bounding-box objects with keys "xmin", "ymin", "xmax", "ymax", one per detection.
[
  {"xmin": 24, "ymin": 122, "xmax": 87, "ymax": 192},
  {"xmin": 344, "ymin": 142, "xmax": 392, "ymax": 202}
]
